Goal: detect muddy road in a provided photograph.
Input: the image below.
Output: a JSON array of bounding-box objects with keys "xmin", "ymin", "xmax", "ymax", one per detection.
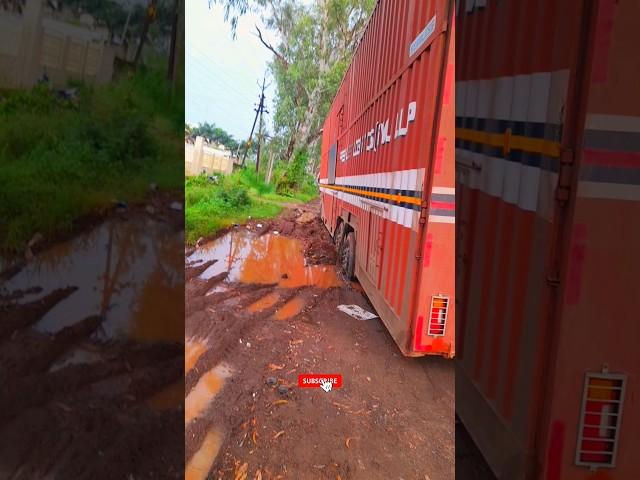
[
  {"xmin": 185, "ymin": 200, "xmax": 454, "ymax": 480},
  {"xmin": 0, "ymin": 194, "xmax": 185, "ymax": 479}
]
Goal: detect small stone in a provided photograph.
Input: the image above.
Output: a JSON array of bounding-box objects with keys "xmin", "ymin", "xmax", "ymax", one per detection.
[
  {"xmin": 273, "ymin": 231, "xmax": 279, "ymax": 235},
  {"xmin": 27, "ymin": 232, "xmax": 44, "ymax": 248},
  {"xmin": 170, "ymin": 201, "xmax": 182, "ymax": 211},
  {"xmin": 281, "ymin": 273, "xmax": 288, "ymax": 279},
  {"xmin": 149, "ymin": 182, "xmax": 157, "ymax": 191},
  {"xmin": 277, "ymin": 385, "xmax": 289, "ymax": 395},
  {"xmin": 146, "ymin": 205, "xmax": 155, "ymax": 215},
  {"xmin": 266, "ymin": 377, "xmax": 277, "ymax": 387},
  {"xmin": 246, "ymin": 342, "xmax": 251, "ymax": 348},
  {"xmin": 257, "ymin": 223, "xmax": 263, "ymax": 228}
]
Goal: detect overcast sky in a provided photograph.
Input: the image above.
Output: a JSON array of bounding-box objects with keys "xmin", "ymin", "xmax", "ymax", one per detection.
[{"xmin": 185, "ymin": 2, "xmax": 279, "ymax": 141}]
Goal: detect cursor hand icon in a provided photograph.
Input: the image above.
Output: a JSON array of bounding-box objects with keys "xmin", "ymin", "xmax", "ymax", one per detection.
[{"xmin": 320, "ymin": 380, "xmax": 332, "ymax": 392}]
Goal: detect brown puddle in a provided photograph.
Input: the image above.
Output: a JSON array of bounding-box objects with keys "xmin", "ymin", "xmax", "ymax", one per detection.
[
  {"xmin": 274, "ymin": 296, "xmax": 305, "ymax": 320},
  {"xmin": 3, "ymin": 216, "xmax": 184, "ymax": 343},
  {"xmin": 247, "ymin": 292, "xmax": 280, "ymax": 313},
  {"xmin": 185, "ymin": 363, "xmax": 232, "ymax": 424},
  {"xmin": 185, "ymin": 429, "xmax": 222, "ymax": 480},
  {"xmin": 186, "ymin": 231, "xmax": 341, "ymax": 289},
  {"xmin": 147, "ymin": 380, "xmax": 184, "ymax": 411},
  {"xmin": 185, "ymin": 338, "xmax": 208, "ymax": 374}
]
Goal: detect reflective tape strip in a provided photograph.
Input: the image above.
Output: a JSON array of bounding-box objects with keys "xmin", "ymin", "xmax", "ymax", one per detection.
[
  {"xmin": 320, "ymin": 184, "xmax": 422, "ymax": 206},
  {"xmin": 456, "ymin": 127, "xmax": 562, "ymax": 158}
]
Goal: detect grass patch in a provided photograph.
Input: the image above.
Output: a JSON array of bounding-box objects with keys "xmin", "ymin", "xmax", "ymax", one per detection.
[
  {"xmin": 0, "ymin": 66, "xmax": 183, "ymax": 253},
  {"xmin": 185, "ymin": 169, "xmax": 318, "ymax": 244}
]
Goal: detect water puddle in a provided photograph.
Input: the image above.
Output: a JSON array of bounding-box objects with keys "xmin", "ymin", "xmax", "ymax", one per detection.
[
  {"xmin": 186, "ymin": 231, "xmax": 341, "ymax": 289},
  {"xmin": 186, "ymin": 429, "xmax": 222, "ymax": 480},
  {"xmin": 185, "ymin": 363, "xmax": 232, "ymax": 424},
  {"xmin": 247, "ymin": 292, "xmax": 280, "ymax": 313},
  {"xmin": 185, "ymin": 338, "xmax": 208, "ymax": 374},
  {"xmin": 147, "ymin": 380, "xmax": 184, "ymax": 411},
  {"xmin": 274, "ymin": 296, "xmax": 305, "ymax": 320},
  {"xmin": 2, "ymin": 216, "xmax": 184, "ymax": 343},
  {"xmin": 49, "ymin": 348, "xmax": 103, "ymax": 372},
  {"xmin": 205, "ymin": 284, "xmax": 228, "ymax": 295}
]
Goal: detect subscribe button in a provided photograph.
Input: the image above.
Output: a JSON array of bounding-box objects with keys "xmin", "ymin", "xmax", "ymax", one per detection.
[{"xmin": 298, "ymin": 373, "xmax": 343, "ymax": 388}]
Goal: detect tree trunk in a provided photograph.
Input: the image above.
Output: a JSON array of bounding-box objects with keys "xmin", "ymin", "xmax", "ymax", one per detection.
[
  {"xmin": 292, "ymin": 0, "xmax": 329, "ymax": 155},
  {"xmin": 266, "ymin": 152, "xmax": 275, "ymax": 184}
]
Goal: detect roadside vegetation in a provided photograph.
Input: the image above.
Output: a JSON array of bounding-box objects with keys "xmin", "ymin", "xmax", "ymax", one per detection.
[
  {"xmin": 185, "ymin": 0, "xmax": 374, "ymax": 242},
  {"xmin": 185, "ymin": 154, "xmax": 317, "ymax": 244},
  {"xmin": 0, "ymin": 65, "xmax": 184, "ymax": 253}
]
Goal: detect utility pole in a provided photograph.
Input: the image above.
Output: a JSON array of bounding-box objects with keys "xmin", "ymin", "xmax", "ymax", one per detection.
[
  {"xmin": 242, "ymin": 74, "xmax": 269, "ymax": 169},
  {"xmin": 134, "ymin": 0, "xmax": 157, "ymax": 67},
  {"xmin": 167, "ymin": 0, "xmax": 180, "ymax": 80}
]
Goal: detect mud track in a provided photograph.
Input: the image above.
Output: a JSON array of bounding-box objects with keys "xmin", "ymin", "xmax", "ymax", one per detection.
[
  {"xmin": 185, "ymin": 199, "xmax": 454, "ymax": 480},
  {"xmin": 0, "ymin": 195, "xmax": 185, "ymax": 480}
]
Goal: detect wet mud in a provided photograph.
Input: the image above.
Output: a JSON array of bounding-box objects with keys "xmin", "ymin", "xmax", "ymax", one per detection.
[
  {"xmin": 0, "ymin": 196, "xmax": 184, "ymax": 479},
  {"xmin": 185, "ymin": 200, "xmax": 454, "ymax": 480}
]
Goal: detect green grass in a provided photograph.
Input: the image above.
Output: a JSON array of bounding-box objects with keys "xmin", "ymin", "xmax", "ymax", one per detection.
[
  {"xmin": 0, "ymin": 66, "xmax": 184, "ymax": 253},
  {"xmin": 185, "ymin": 169, "xmax": 318, "ymax": 244}
]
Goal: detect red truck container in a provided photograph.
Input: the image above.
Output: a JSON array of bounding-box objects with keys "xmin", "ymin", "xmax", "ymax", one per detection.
[
  {"xmin": 319, "ymin": 0, "xmax": 455, "ymax": 357},
  {"xmin": 456, "ymin": 0, "xmax": 639, "ymax": 478}
]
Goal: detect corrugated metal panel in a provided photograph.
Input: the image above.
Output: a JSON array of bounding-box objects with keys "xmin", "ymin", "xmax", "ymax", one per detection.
[
  {"xmin": 456, "ymin": 0, "xmax": 639, "ymax": 478},
  {"xmin": 320, "ymin": 0, "xmax": 455, "ymax": 357}
]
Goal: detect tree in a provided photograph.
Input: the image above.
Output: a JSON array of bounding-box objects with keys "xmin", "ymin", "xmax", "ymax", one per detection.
[
  {"xmin": 210, "ymin": 0, "xmax": 375, "ymax": 171},
  {"xmin": 190, "ymin": 122, "xmax": 241, "ymax": 152}
]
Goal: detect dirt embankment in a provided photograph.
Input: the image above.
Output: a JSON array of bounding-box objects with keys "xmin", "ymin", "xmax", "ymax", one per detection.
[{"xmin": 185, "ymin": 200, "xmax": 454, "ymax": 480}]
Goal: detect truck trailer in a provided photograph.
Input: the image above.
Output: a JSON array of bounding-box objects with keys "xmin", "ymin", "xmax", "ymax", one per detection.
[
  {"xmin": 319, "ymin": 0, "xmax": 456, "ymax": 357},
  {"xmin": 456, "ymin": 0, "xmax": 639, "ymax": 478}
]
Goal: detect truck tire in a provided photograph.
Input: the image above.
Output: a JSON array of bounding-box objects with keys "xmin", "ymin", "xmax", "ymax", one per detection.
[
  {"xmin": 340, "ymin": 231, "xmax": 356, "ymax": 280},
  {"xmin": 334, "ymin": 221, "xmax": 346, "ymax": 252}
]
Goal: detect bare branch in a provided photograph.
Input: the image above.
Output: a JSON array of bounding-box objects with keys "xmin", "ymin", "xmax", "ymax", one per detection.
[{"xmin": 255, "ymin": 25, "xmax": 288, "ymax": 67}]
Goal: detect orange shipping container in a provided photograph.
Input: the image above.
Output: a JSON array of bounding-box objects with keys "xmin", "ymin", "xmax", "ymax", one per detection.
[
  {"xmin": 320, "ymin": 0, "xmax": 456, "ymax": 357},
  {"xmin": 456, "ymin": 0, "xmax": 639, "ymax": 478}
]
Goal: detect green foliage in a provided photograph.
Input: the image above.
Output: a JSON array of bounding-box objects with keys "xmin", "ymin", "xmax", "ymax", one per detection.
[
  {"xmin": 188, "ymin": 121, "xmax": 241, "ymax": 153},
  {"xmin": 0, "ymin": 67, "xmax": 183, "ymax": 252},
  {"xmin": 274, "ymin": 149, "xmax": 308, "ymax": 195},
  {"xmin": 214, "ymin": 0, "xmax": 375, "ymax": 175},
  {"xmin": 184, "ymin": 165, "xmax": 317, "ymax": 243},
  {"xmin": 62, "ymin": 0, "xmax": 176, "ymax": 40}
]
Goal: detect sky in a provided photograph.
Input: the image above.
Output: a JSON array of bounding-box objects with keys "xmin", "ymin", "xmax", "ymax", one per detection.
[{"xmin": 185, "ymin": 2, "xmax": 279, "ymax": 141}]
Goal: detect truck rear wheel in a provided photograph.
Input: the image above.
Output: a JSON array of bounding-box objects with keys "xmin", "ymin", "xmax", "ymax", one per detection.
[
  {"xmin": 334, "ymin": 221, "xmax": 346, "ymax": 252},
  {"xmin": 340, "ymin": 231, "xmax": 356, "ymax": 280}
]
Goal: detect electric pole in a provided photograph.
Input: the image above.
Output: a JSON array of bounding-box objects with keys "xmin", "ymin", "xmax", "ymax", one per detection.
[
  {"xmin": 134, "ymin": 0, "xmax": 157, "ymax": 67},
  {"xmin": 242, "ymin": 74, "xmax": 269, "ymax": 169},
  {"xmin": 167, "ymin": 0, "xmax": 180, "ymax": 80}
]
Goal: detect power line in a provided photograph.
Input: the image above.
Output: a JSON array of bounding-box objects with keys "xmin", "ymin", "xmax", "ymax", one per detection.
[
  {"xmin": 186, "ymin": 40, "xmax": 263, "ymax": 93},
  {"xmin": 185, "ymin": 50, "xmax": 258, "ymax": 104}
]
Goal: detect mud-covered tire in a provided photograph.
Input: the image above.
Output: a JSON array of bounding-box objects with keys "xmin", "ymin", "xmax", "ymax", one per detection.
[
  {"xmin": 334, "ymin": 221, "xmax": 346, "ymax": 251},
  {"xmin": 340, "ymin": 231, "xmax": 356, "ymax": 280}
]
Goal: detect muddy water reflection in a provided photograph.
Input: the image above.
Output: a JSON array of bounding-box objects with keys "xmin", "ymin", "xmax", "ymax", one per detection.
[
  {"xmin": 185, "ymin": 363, "xmax": 232, "ymax": 424},
  {"xmin": 4, "ymin": 216, "xmax": 184, "ymax": 342},
  {"xmin": 247, "ymin": 292, "xmax": 281, "ymax": 313},
  {"xmin": 274, "ymin": 296, "xmax": 305, "ymax": 320},
  {"xmin": 187, "ymin": 231, "xmax": 340, "ymax": 289},
  {"xmin": 186, "ymin": 429, "xmax": 222, "ymax": 480}
]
